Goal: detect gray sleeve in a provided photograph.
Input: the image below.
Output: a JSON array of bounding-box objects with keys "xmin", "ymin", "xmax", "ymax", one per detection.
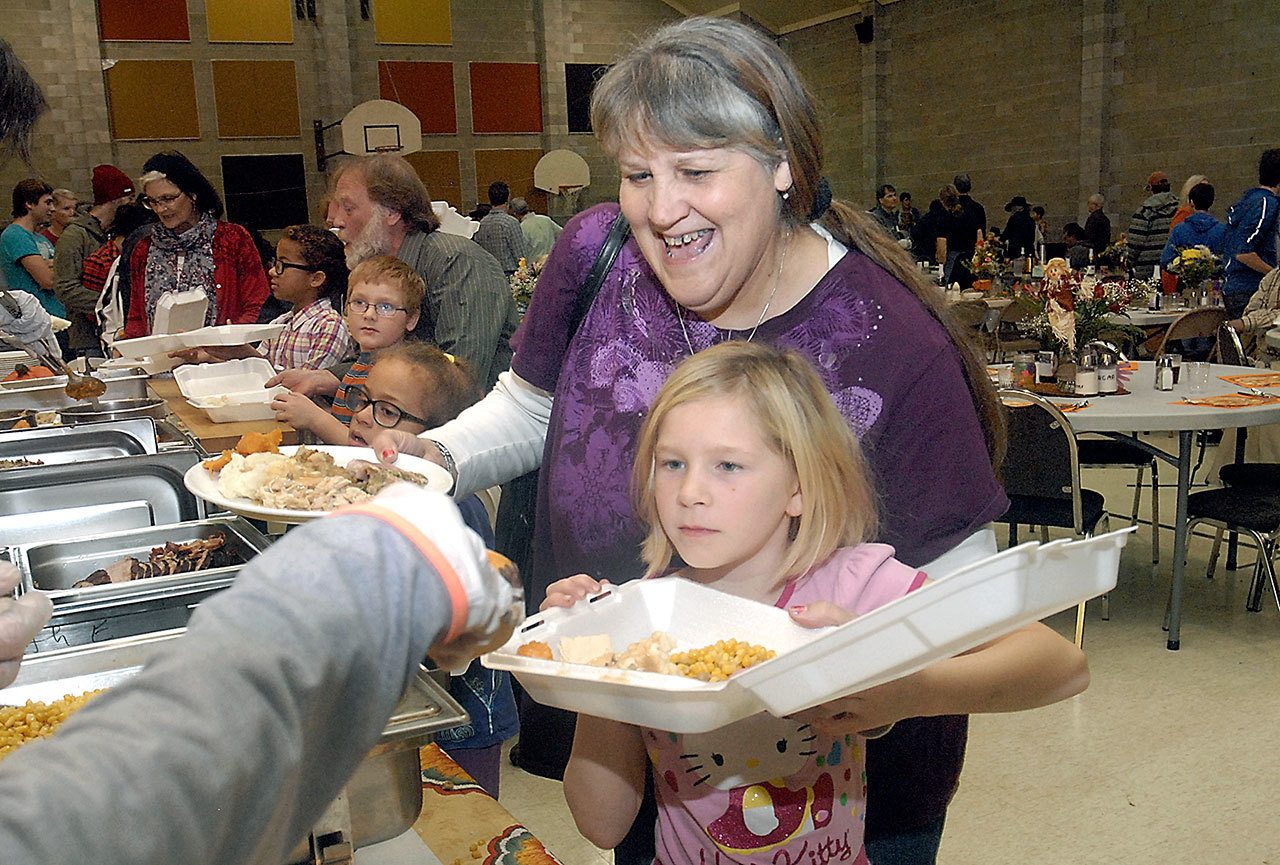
[
  {"xmin": 426, "ymin": 243, "xmax": 513, "ymax": 388},
  {"xmin": 0, "ymin": 514, "xmax": 453, "ymax": 865},
  {"xmin": 53, "ymin": 225, "xmax": 98, "ymax": 316}
]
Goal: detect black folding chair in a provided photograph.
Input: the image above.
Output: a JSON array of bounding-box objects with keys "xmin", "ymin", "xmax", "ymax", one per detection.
[{"xmin": 996, "ymin": 388, "xmax": 1111, "ymax": 646}]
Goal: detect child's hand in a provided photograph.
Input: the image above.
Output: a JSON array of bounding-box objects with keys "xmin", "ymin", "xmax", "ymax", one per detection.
[
  {"xmin": 268, "ymin": 367, "xmax": 339, "ymax": 398},
  {"xmin": 793, "ymin": 670, "xmax": 931, "ymax": 739},
  {"xmin": 540, "ymin": 574, "xmax": 609, "ymax": 611},
  {"xmin": 272, "ymin": 391, "xmax": 329, "ymax": 433},
  {"xmin": 786, "ymin": 601, "xmax": 854, "ymax": 628},
  {"xmin": 368, "ymin": 428, "xmax": 430, "ymax": 464}
]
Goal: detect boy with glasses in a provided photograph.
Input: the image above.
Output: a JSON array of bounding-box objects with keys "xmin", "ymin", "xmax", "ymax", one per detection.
[{"xmin": 271, "ymin": 255, "xmax": 421, "ymax": 443}]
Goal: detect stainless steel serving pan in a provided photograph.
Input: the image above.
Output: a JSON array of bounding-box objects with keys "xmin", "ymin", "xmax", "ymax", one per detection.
[
  {"xmin": 0, "ymin": 418, "xmax": 158, "ymax": 465},
  {"xmin": 0, "ymin": 450, "xmax": 205, "ymax": 545},
  {"xmin": 14, "ymin": 516, "xmax": 271, "ymax": 603},
  {"xmin": 0, "ymin": 370, "xmax": 148, "ymax": 411},
  {"xmin": 2, "ymin": 630, "xmax": 468, "ymax": 860},
  {"xmin": 26, "ymin": 576, "xmax": 234, "ymax": 654},
  {"xmin": 59, "ymin": 397, "xmax": 169, "ymax": 424}
]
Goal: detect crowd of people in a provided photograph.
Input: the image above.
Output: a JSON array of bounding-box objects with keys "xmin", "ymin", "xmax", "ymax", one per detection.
[
  {"xmin": 863, "ymin": 149, "xmax": 1279, "ymax": 349},
  {"xmin": 2, "ymin": 15, "xmax": 1275, "ymax": 865}
]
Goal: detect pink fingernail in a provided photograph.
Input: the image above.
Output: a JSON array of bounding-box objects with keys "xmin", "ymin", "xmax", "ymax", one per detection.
[
  {"xmin": 789, "ymin": 604, "xmax": 807, "ymax": 615},
  {"xmin": 381, "ymin": 448, "xmax": 395, "ymax": 460}
]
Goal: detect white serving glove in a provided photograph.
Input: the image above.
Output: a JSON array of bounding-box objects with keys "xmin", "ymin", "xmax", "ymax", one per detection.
[
  {"xmin": 338, "ymin": 483, "xmax": 523, "ymax": 673},
  {"xmin": 0, "ymin": 289, "xmax": 59, "ymax": 361},
  {"xmin": 0, "ymin": 563, "xmax": 52, "ymax": 688}
]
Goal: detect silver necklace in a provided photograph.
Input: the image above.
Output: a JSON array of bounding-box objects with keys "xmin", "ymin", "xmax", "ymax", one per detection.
[{"xmin": 677, "ymin": 231, "xmax": 790, "ymax": 355}]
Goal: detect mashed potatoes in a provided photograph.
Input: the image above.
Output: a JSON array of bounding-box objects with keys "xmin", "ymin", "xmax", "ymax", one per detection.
[{"xmin": 216, "ymin": 451, "xmax": 290, "ymax": 499}]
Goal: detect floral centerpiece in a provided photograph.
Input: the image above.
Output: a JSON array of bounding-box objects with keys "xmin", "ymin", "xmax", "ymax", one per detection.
[
  {"xmin": 1018, "ymin": 258, "xmax": 1148, "ymax": 356},
  {"xmin": 509, "ymin": 256, "xmax": 543, "ymax": 315},
  {"xmin": 968, "ymin": 240, "xmax": 1000, "ymax": 288},
  {"xmin": 1095, "ymin": 235, "xmax": 1129, "ymax": 272},
  {"xmin": 1165, "ymin": 244, "xmax": 1220, "ymax": 289}
]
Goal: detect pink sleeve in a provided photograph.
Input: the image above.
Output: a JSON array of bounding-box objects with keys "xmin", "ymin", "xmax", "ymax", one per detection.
[{"xmin": 823, "ymin": 544, "xmax": 924, "ymax": 616}]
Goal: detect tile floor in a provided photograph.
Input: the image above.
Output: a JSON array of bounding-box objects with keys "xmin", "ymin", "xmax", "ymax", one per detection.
[{"xmin": 496, "ymin": 453, "xmax": 1280, "ymax": 864}]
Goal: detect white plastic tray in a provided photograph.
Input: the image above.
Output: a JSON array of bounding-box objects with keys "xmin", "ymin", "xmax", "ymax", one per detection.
[
  {"xmin": 175, "ymin": 358, "xmax": 283, "ymax": 422},
  {"xmin": 113, "ymin": 324, "xmax": 285, "ymax": 360},
  {"xmin": 483, "ymin": 529, "xmax": 1132, "ymax": 732},
  {"xmin": 186, "ymin": 389, "xmax": 287, "ymax": 422},
  {"xmin": 174, "ymin": 357, "xmax": 276, "ymax": 400}
]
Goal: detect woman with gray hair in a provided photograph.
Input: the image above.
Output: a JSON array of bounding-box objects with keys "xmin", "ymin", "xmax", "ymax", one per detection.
[
  {"xmin": 373, "ymin": 17, "xmax": 1084, "ymax": 864},
  {"xmin": 122, "ymin": 151, "xmax": 268, "ymax": 338}
]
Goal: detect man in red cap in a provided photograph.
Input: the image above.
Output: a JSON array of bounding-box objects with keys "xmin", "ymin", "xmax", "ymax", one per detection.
[
  {"xmin": 1126, "ymin": 170, "xmax": 1178, "ymax": 277},
  {"xmin": 53, "ymin": 163, "xmax": 134, "ymax": 352}
]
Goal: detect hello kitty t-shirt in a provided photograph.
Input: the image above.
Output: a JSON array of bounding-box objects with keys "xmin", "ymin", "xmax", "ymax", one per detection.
[{"xmin": 646, "ymin": 544, "xmax": 925, "ymax": 865}]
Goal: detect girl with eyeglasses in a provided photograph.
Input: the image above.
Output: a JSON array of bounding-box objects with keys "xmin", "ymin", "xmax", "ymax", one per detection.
[
  {"xmin": 346, "ymin": 341, "xmax": 518, "ymax": 795},
  {"xmin": 174, "ymin": 224, "xmax": 354, "ymax": 372},
  {"xmin": 271, "ymin": 255, "xmax": 422, "ymax": 443}
]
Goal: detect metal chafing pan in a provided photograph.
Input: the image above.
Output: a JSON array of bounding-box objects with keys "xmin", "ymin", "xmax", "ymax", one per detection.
[
  {"xmin": 59, "ymin": 397, "xmax": 169, "ymax": 425},
  {"xmin": 13, "ymin": 516, "xmax": 271, "ymax": 603},
  {"xmin": 2, "ymin": 630, "xmax": 469, "ymax": 861},
  {"xmin": 26, "ymin": 576, "xmax": 234, "ymax": 654},
  {"xmin": 0, "ymin": 370, "xmax": 148, "ymax": 411},
  {"xmin": 0, "ymin": 418, "xmax": 158, "ymax": 466},
  {"xmin": 0, "ymin": 450, "xmax": 205, "ymax": 545}
]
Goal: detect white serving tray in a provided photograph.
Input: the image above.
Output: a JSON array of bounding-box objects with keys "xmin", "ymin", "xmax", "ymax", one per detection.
[
  {"xmin": 174, "ymin": 357, "xmax": 275, "ymax": 400},
  {"xmin": 175, "ymin": 357, "xmax": 282, "ymax": 422},
  {"xmin": 113, "ymin": 324, "xmax": 285, "ymax": 360},
  {"xmin": 483, "ymin": 528, "xmax": 1132, "ymax": 733}
]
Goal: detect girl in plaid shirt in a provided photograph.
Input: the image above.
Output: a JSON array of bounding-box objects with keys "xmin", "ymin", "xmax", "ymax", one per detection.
[{"xmin": 174, "ymin": 224, "xmax": 353, "ymax": 370}]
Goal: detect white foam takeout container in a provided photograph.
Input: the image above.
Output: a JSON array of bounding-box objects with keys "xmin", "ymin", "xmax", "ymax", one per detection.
[
  {"xmin": 484, "ymin": 528, "xmax": 1131, "ymax": 733},
  {"xmin": 174, "ymin": 357, "xmax": 286, "ymax": 423},
  {"xmin": 113, "ymin": 323, "xmax": 285, "ymax": 360}
]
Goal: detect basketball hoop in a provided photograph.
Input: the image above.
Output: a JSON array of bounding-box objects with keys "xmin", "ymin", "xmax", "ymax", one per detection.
[
  {"xmin": 370, "ymin": 144, "xmax": 403, "ymax": 153},
  {"xmin": 558, "ymin": 184, "xmax": 584, "ymax": 214}
]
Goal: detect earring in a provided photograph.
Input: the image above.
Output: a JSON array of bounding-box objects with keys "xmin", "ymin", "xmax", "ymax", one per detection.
[{"xmin": 782, "ymin": 190, "xmax": 790, "ymax": 201}]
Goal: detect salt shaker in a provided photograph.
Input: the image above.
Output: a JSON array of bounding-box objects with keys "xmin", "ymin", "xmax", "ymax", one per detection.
[
  {"xmin": 1097, "ymin": 352, "xmax": 1118, "ymax": 394},
  {"xmin": 1075, "ymin": 351, "xmax": 1099, "ymax": 397},
  {"xmin": 1155, "ymin": 355, "xmax": 1176, "ymax": 391}
]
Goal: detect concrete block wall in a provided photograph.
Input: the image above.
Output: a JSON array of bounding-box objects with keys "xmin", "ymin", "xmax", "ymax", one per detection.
[
  {"xmin": 783, "ymin": 15, "xmax": 865, "ymax": 206},
  {"xmin": 1107, "ymin": 0, "xmax": 1280, "ymax": 223},
  {"xmin": 3, "ymin": 1, "xmax": 1278, "ymax": 239},
  {"xmin": 1, "ymin": 0, "xmax": 112, "ymax": 204}
]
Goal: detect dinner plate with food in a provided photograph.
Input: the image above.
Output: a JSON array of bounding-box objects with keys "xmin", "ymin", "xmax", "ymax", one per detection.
[{"xmin": 183, "ymin": 430, "xmax": 452, "ymax": 523}]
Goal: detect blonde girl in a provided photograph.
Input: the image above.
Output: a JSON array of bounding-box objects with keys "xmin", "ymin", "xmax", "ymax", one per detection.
[{"xmin": 546, "ymin": 342, "xmax": 1088, "ymax": 865}]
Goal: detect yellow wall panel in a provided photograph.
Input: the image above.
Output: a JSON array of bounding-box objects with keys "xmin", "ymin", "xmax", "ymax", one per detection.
[
  {"xmin": 372, "ymin": 0, "xmax": 451, "ymax": 46},
  {"xmin": 106, "ymin": 60, "xmax": 200, "ymax": 141},
  {"xmin": 212, "ymin": 60, "xmax": 300, "ymax": 138},
  {"xmin": 207, "ymin": 0, "xmax": 293, "ymax": 43}
]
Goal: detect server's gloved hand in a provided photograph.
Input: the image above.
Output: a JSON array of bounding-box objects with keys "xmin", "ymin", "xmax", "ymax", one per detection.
[
  {"xmin": 0, "ymin": 289, "xmax": 58, "ymax": 363},
  {"xmin": 0, "ymin": 562, "xmax": 52, "ymax": 688},
  {"xmin": 340, "ymin": 483, "xmax": 523, "ymax": 674}
]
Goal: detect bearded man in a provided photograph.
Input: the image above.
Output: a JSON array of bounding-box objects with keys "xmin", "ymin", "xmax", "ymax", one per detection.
[{"xmin": 329, "ymin": 155, "xmax": 517, "ymax": 390}]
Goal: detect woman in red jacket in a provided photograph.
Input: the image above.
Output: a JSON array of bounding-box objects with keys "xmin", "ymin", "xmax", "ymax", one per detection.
[{"xmin": 123, "ymin": 151, "xmax": 268, "ymax": 338}]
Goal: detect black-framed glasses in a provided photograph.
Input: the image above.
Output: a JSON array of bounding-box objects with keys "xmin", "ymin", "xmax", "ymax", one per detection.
[
  {"xmin": 141, "ymin": 191, "xmax": 186, "ymax": 209},
  {"xmin": 347, "ymin": 298, "xmax": 409, "ymax": 317},
  {"xmin": 345, "ymin": 384, "xmax": 430, "ymax": 429},
  {"xmin": 270, "ymin": 259, "xmax": 320, "ymax": 276}
]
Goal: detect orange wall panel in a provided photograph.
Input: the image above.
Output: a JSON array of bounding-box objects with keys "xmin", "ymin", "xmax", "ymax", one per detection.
[
  {"xmin": 406, "ymin": 151, "xmax": 463, "ymax": 211},
  {"xmin": 378, "ymin": 61, "xmax": 457, "ymax": 136},
  {"xmin": 99, "ymin": 0, "xmax": 190, "ymax": 42},
  {"xmin": 212, "ymin": 60, "xmax": 300, "ymax": 139},
  {"xmin": 105, "ymin": 60, "xmax": 200, "ymax": 140},
  {"xmin": 469, "ymin": 63, "xmax": 542, "ymax": 134}
]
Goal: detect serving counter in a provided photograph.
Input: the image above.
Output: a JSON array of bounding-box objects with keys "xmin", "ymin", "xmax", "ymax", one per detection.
[{"xmin": 148, "ymin": 377, "xmax": 298, "ymax": 453}]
